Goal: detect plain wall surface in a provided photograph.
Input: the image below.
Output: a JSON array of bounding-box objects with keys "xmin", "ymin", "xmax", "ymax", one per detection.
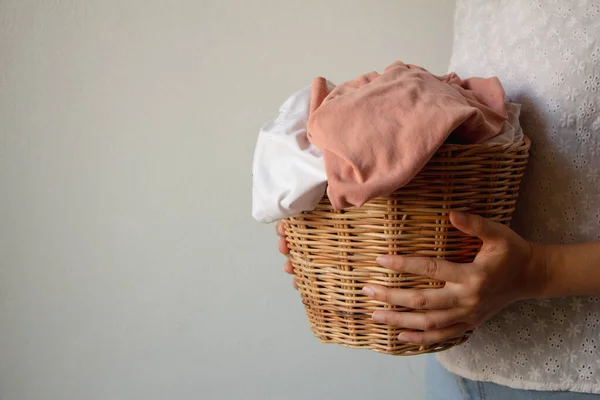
[{"xmin": 0, "ymin": 1, "xmax": 456, "ymax": 399}]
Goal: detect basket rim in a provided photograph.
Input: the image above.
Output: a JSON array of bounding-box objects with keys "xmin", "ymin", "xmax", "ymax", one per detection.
[{"xmin": 439, "ymin": 136, "xmax": 531, "ymax": 151}]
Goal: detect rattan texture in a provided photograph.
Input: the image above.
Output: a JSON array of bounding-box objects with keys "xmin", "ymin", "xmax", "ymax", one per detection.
[{"xmin": 285, "ymin": 138, "xmax": 531, "ymax": 355}]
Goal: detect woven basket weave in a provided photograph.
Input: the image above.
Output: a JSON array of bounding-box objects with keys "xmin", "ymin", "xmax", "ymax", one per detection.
[{"xmin": 284, "ymin": 138, "xmax": 531, "ymax": 355}]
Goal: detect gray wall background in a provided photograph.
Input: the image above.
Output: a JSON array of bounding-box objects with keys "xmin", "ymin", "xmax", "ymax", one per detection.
[{"xmin": 0, "ymin": 1, "xmax": 456, "ymax": 399}]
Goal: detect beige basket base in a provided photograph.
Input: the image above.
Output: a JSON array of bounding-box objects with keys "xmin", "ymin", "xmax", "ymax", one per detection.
[{"xmin": 306, "ymin": 304, "xmax": 472, "ymax": 355}]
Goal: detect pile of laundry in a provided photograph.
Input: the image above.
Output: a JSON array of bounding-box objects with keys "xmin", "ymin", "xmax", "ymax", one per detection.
[{"xmin": 252, "ymin": 61, "xmax": 523, "ymax": 223}]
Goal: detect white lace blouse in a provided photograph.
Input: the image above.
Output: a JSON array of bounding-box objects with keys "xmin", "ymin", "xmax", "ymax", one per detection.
[{"xmin": 436, "ymin": 0, "xmax": 600, "ymax": 394}]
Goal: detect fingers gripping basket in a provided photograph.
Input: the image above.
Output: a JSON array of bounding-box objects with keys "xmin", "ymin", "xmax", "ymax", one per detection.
[{"xmin": 284, "ymin": 138, "xmax": 531, "ymax": 356}]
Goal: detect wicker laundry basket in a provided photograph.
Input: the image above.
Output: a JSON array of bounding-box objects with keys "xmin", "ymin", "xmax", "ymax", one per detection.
[{"xmin": 284, "ymin": 138, "xmax": 531, "ymax": 356}]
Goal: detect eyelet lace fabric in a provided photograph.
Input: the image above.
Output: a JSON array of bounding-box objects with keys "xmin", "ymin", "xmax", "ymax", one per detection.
[{"xmin": 436, "ymin": 0, "xmax": 600, "ymax": 393}]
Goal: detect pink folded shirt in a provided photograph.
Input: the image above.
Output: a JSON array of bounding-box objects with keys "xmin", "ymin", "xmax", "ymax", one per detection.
[{"xmin": 307, "ymin": 61, "xmax": 508, "ymax": 209}]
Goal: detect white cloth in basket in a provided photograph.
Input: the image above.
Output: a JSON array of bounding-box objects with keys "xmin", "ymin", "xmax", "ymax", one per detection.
[
  {"xmin": 486, "ymin": 101, "xmax": 524, "ymax": 145},
  {"xmin": 252, "ymin": 83, "xmax": 333, "ymax": 223}
]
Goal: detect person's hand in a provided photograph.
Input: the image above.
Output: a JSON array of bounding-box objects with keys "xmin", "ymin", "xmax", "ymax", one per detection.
[
  {"xmin": 361, "ymin": 211, "xmax": 546, "ymax": 345},
  {"xmin": 276, "ymin": 220, "xmax": 298, "ymax": 289}
]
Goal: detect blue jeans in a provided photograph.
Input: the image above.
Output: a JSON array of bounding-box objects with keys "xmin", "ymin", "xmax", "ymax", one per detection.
[{"xmin": 427, "ymin": 354, "xmax": 600, "ymax": 399}]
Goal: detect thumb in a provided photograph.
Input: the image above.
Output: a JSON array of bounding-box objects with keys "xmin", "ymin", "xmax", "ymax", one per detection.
[{"xmin": 449, "ymin": 211, "xmax": 506, "ymax": 241}]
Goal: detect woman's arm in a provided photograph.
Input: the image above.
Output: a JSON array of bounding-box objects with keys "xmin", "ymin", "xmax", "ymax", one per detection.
[
  {"xmin": 358, "ymin": 211, "xmax": 600, "ymax": 344},
  {"xmin": 540, "ymin": 241, "xmax": 600, "ymax": 298}
]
